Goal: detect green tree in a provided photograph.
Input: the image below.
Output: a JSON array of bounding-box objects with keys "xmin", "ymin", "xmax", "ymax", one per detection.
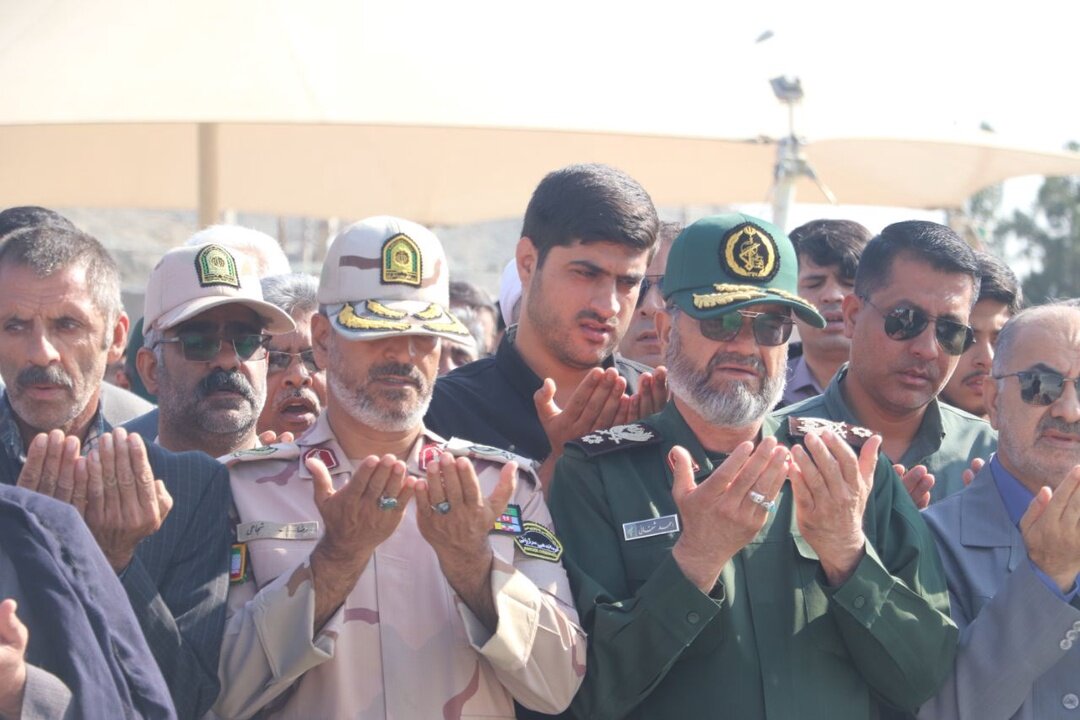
[{"xmin": 995, "ymin": 152, "xmax": 1080, "ymax": 304}]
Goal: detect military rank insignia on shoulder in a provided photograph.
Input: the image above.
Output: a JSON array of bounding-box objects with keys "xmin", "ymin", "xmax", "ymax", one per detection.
[
  {"xmin": 566, "ymin": 422, "xmax": 661, "ymax": 457},
  {"xmin": 224, "ymin": 443, "xmax": 300, "ymax": 467},
  {"xmin": 787, "ymin": 416, "xmax": 874, "ymax": 450},
  {"xmin": 515, "ymin": 521, "xmax": 563, "ymax": 562},
  {"xmin": 444, "ymin": 438, "xmax": 541, "ymax": 477}
]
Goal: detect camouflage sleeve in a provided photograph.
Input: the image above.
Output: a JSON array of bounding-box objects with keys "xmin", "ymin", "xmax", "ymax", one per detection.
[
  {"xmin": 453, "ymin": 465, "xmax": 586, "ymax": 714},
  {"xmin": 214, "ymin": 557, "xmax": 343, "ymax": 720}
]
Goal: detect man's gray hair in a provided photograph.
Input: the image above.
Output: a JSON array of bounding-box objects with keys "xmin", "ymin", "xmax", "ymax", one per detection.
[
  {"xmin": 261, "ymin": 273, "xmax": 319, "ymax": 317},
  {"xmin": 992, "ymin": 298, "xmax": 1080, "ymax": 377}
]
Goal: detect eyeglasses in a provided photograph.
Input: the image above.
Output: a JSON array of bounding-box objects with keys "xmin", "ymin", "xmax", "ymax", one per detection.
[
  {"xmin": 267, "ymin": 349, "xmax": 320, "ymax": 375},
  {"xmin": 698, "ymin": 309, "xmax": 794, "ymax": 347},
  {"xmin": 993, "ymin": 370, "xmax": 1080, "ymax": 406},
  {"xmin": 861, "ymin": 298, "xmax": 974, "ymax": 356},
  {"xmin": 637, "ymin": 274, "xmax": 664, "ymax": 308},
  {"xmin": 156, "ymin": 333, "xmax": 272, "ymax": 362}
]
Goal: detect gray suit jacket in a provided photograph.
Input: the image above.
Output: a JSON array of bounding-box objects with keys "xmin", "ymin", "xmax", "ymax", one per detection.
[{"xmin": 919, "ymin": 465, "xmax": 1080, "ymax": 719}]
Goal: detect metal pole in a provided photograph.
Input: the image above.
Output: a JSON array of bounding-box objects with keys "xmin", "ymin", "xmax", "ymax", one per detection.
[{"xmin": 197, "ymin": 123, "xmax": 221, "ymax": 228}]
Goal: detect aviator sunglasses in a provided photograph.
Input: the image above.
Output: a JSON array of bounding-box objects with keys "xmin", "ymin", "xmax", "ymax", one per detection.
[
  {"xmin": 267, "ymin": 348, "xmax": 321, "ymax": 375},
  {"xmin": 699, "ymin": 309, "xmax": 794, "ymax": 347},
  {"xmin": 155, "ymin": 332, "xmax": 272, "ymax": 362},
  {"xmin": 993, "ymin": 369, "xmax": 1080, "ymax": 406},
  {"xmin": 861, "ymin": 298, "xmax": 975, "ymax": 356}
]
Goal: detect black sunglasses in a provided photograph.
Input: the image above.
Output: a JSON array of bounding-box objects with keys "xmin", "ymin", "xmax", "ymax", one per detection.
[
  {"xmin": 993, "ymin": 370, "xmax": 1080, "ymax": 406},
  {"xmin": 267, "ymin": 348, "xmax": 320, "ymax": 375},
  {"xmin": 637, "ymin": 274, "xmax": 664, "ymax": 308},
  {"xmin": 156, "ymin": 332, "xmax": 272, "ymax": 362},
  {"xmin": 862, "ymin": 298, "xmax": 974, "ymax": 356},
  {"xmin": 699, "ymin": 309, "xmax": 794, "ymax": 347}
]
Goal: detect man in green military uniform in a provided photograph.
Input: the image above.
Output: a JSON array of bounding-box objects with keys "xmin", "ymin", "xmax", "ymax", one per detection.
[
  {"xmin": 774, "ymin": 220, "xmax": 996, "ymax": 508},
  {"xmin": 548, "ymin": 214, "xmax": 957, "ymax": 720}
]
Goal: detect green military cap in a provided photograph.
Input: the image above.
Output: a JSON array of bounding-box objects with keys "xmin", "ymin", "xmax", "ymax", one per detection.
[{"xmin": 662, "ymin": 213, "xmax": 825, "ymax": 328}]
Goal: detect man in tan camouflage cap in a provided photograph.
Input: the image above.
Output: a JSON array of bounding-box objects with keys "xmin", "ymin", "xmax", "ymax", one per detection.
[
  {"xmin": 216, "ymin": 216, "xmax": 584, "ymax": 719},
  {"xmin": 134, "ymin": 235, "xmax": 295, "ymax": 457}
]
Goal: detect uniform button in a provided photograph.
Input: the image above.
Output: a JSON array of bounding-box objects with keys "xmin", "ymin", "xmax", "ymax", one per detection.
[
  {"xmin": 1070, "ymin": 630, "xmax": 1079, "ymax": 642},
  {"xmin": 686, "ymin": 612, "xmax": 700, "ymax": 625},
  {"xmin": 1063, "ymin": 693, "xmax": 1079, "ymax": 710},
  {"xmin": 1073, "ymin": 620, "xmax": 1080, "ymax": 632},
  {"xmin": 853, "ymin": 596, "xmax": 866, "ymax": 609},
  {"xmin": 1063, "ymin": 638, "xmax": 1073, "ymax": 651}
]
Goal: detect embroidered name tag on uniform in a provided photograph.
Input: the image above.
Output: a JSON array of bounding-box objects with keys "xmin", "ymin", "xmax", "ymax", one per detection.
[
  {"xmin": 623, "ymin": 514, "xmax": 680, "ymax": 541},
  {"xmin": 230, "ymin": 543, "xmax": 248, "ymax": 584},
  {"xmin": 236, "ymin": 520, "xmax": 320, "ymax": 542},
  {"xmin": 514, "ymin": 521, "xmax": 563, "ymax": 562},
  {"xmin": 492, "ymin": 504, "xmax": 523, "ymax": 535}
]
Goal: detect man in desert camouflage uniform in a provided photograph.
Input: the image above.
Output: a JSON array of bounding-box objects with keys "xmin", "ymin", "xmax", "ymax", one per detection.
[{"xmin": 215, "ymin": 216, "xmax": 585, "ymax": 720}]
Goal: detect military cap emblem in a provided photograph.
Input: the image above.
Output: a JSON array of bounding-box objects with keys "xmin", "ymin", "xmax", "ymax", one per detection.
[
  {"xmin": 381, "ymin": 233, "xmax": 422, "ymax": 286},
  {"xmin": 195, "ymin": 244, "xmax": 241, "ymax": 288},
  {"xmin": 722, "ymin": 223, "xmax": 779, "ymax": 282}
]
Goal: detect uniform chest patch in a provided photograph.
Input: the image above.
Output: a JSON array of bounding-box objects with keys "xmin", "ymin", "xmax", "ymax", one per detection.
[
  {"xmin": 230, "ymin": 543, "xmax": 248, "ymax": 584},
  {"xmin": 492, "ymin": 504, "xmax": 523, "ymax": 535},
  {"xmin": 514, "ymin": 521, "xmax": 563, "ymax": 562}
]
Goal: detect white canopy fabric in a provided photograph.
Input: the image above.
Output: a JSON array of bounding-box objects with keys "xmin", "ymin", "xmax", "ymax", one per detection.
[{"xmin": 3, "ymin": 0, "xmax": 1079, "ymax": 225}]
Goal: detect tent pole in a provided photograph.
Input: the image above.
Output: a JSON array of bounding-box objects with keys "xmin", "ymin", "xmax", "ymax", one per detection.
[{"xmin": 198, "ymin": 123, "xmax": 221, "ymax": 228}]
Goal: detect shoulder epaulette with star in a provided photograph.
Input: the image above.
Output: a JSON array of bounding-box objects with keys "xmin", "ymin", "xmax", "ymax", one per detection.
[
  {"xmin": 787, "ymin": 415, "xmax": 874, "ymax": 450},
  {"xmin": 222, "ymin": 442, "xmax": 300, "ymax": 467},
  {"xmin": 443, "ymin": 438, "xmax": 541, "ymax": 486},
  {"xmin": 565, "ymin": 422, "xmax": 662, "ymax": 457}
]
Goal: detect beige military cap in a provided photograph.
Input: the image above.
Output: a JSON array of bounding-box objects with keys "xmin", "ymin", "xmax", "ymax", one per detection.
[
  {"xmin": 143, "ymin": 239, "xmax": 295, "ymax": 334},
  {"xmin": 317, "ymin": 216, "xmax": 472, "ymax": 344}
]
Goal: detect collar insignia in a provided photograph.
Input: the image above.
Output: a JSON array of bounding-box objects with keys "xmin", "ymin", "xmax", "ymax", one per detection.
[{"xmin": 303, "ymin": 447, "xmax": 339, "ymax": 471}]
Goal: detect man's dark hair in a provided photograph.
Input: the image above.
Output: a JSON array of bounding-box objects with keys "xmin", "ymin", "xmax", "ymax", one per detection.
[
  {"xmin": 854, "ymin": 220, "xmax": 981, "ymax": 305},
  {"xmin": 0, "ymin": 225, "xmax": 122, "ymax": 325},
  {"xmin": 974, "ymin": 251, "xmax": 1023, "ymax": 315},
  {"xmin": 0, "ymin": 206, "xmax": 77, "ymax": 240},
  {"xmin": 789, "ymin": 219, "xmax": 871, "ymax": 281},
  {"xmin": 521, "ymin": 163, "xmax": 659, "ymax": 266}
]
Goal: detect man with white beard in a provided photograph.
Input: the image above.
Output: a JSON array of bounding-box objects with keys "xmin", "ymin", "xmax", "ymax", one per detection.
[
  {"xmin": 216, "ymin": 217, "xmax": 584, "ymax": 719},
  {"xmin": 547, "ymin": 213, "xmax": 957, "ymax": 720}
]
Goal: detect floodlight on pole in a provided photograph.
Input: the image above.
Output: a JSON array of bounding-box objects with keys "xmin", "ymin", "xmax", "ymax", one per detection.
[{"xmin": 769, "ymin": 75, "xmax": 836, "ymax": 230}]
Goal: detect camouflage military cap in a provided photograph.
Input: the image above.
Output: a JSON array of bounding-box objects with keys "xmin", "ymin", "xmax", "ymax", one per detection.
[{"xmin": 317, "ymin": 216, "xmax": 474, "ymax": 344}]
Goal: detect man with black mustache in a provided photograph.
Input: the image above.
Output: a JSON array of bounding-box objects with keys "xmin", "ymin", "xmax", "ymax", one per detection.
[
  {"xmin": 134, "ymin": 231, "xmax": 296, "ymax": 458},
  {"xmin": 217, "ymin": 217, "xmax": 583, "ymax": 719},
  {"xmin": 0, "ymin": 223, "xmax": 234, "ymax": 719},
  {"xmin": 775, "ymin": 221, "xmax": 998, "ymax": 507}
]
